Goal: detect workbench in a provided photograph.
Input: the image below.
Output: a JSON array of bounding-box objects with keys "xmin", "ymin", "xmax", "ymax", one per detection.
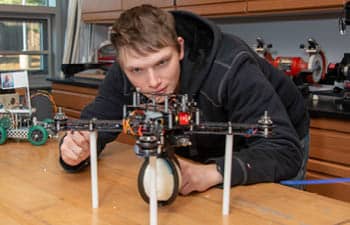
[{"xmin": 0, "ymin": 140, "xmax": 349, "ymax": 225}]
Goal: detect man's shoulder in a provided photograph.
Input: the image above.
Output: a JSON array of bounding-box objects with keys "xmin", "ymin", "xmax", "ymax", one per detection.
[{"xmin": 214, "ymin": 34, "xmax": 253, "ymax": 66}]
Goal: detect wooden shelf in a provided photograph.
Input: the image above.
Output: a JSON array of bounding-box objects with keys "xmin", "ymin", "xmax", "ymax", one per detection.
[
  {"xmin": 306, "ymin": 171, "xmax": 350, "ymax": 202},
  {"xmin": 51, "ymin": 83, "xmax": 98, "ymax": 118},
  {"xmin": 306, "ymin": 117, "xmax": 350, "ymax": 202},
  {"xmin": 247, "ymin": 0, "xmax": 343, "ymax": 13},
  {"xmin": 175, "ymin": 0, "xmax": 247, "ymax": 16},
  {"xmin": 81, "ymin": 0, "xmax": 343, "ymax": 23}
]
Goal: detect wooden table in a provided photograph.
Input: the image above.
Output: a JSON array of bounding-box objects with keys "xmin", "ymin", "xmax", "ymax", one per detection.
[{"xmin": 0, "ymin": 140, "xmax": 349, "ymax": 225}]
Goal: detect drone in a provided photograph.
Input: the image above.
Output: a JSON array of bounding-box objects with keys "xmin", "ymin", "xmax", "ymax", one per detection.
[{"xmin": 52, "ymin": 90, "xmax": 273, "ymax": 225}]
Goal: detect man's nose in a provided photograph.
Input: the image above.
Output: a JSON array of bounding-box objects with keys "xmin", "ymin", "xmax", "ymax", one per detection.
[{"xmin": 148, "ymin": 70, "xmax": 161, "ymax": 88}]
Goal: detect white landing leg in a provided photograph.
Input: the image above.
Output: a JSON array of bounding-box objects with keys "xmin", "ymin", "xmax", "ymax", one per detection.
[
  {"xmin": 90, "ymin": 131, "xmax": 99, "ymax": 208},
  {"xmin": 222, "ymin": 134, "xmax": 233, "ymax": 215},
  {"xmin": 149, "ymin": 155, "xmax": 158, "ymax": 225}
]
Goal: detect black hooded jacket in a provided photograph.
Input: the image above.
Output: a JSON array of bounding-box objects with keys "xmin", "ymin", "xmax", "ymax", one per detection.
[{"xmin": 60, "ymin": 10, "xmax": 309, "ymax": 186}]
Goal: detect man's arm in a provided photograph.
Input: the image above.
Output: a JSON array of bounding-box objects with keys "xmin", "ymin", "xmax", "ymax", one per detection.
[
  {"xmin": 59, "ymin": 63, "xmax": 127, "ymax": 171},
  {"xmin": 212, "ymin": 58, "xmax": 303, "ymax": 186},
  {"xmin": 177, "ymin": 157, "xmax": 223, "ymax": 195},
  {"xmin": 177, "ymin": 57, "xmax": 303, "ymax": 194}
]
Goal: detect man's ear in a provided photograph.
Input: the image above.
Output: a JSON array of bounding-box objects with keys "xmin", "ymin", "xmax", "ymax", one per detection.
[{"xmin": 177, "ymin": 37, "xmax": 185, "ymax": 60}]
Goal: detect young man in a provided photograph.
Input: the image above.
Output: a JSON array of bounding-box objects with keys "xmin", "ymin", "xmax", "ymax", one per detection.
[{"xmin": 60, "ymin": 5, "xmax": 309, "ymax": 194}]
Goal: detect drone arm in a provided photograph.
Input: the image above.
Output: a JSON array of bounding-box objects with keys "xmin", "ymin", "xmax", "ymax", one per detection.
[
  {"xmin": 80, "ymin": 63, "xmax": 130, "ymax": 145},
  {"xmin": 79, "ymin": 90, "xmax": 124, "ymax": 153},
  {"xmin": 57, "ymin": 118, "xmax": 124, "ymax": 173},
  {"xmin": 57, "ymin": 120, "xmax": 125, "ymax": 173}
]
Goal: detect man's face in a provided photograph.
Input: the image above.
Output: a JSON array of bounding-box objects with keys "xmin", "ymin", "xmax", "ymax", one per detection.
[{"xmin": 119, "ymin": 37, "xmax": 184, "ymax": 102}]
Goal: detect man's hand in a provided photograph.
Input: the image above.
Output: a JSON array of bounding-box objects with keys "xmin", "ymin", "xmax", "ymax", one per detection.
[
  {"xmin": 60, "ymin": 131, "xmax": 90, "ymax": 166},
  {"xmin": 177, "ymin": 157, "xmax": 223, "ymax": 195}
]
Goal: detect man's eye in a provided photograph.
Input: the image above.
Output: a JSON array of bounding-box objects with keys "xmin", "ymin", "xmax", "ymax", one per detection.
[
  {"xmin": 131, "ymin": 68, "xmax": 142, "ymax": 73},
  {"xmin": 158, "ymin": 59, "xmax": 168, "ymax": 66}
]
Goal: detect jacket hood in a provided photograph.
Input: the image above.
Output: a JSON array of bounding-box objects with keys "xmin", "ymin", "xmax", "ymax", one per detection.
[{"xmin": 171, "ymin": 10, "xmax": 222, "ymax": 97}]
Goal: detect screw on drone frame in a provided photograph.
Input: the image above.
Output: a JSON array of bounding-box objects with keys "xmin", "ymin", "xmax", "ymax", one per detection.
[
  {"xmin": 258, "ymin": 111, "xmax": 273, "ymax": 137},
  {"xmin": 53, "ymin": 107, "xmax": 67, "ymax": 131},
  {"xmin": 133, "ymin": 88, "xmax": 141, "ymax": 106}
]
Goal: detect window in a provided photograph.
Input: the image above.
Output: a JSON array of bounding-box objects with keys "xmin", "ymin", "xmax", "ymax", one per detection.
[
  {"xmin": 0, "ymin": 19, "xmax": 48, "ymax": 75},
  {"xmin": 0, "ymin": 0, "xmax": 56, "ymax": 7},
  {"xmin": 0, "ymin": 0, "xmax": 62, "ymax": 81}
]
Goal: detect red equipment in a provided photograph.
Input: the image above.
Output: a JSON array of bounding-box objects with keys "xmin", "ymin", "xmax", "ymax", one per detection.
[
  {"xmin": 272, "ymin": 56, "xmax": 307, "ymax": 77},
  {"xmin": 255, "ymin": 37, "xmax": 274, "ymax": 64},
  {"xmin": 97, "ymin": 27, "xmax": 116, "ymax": 65},
  {"xmin": 255, "ymin": 37, "xmax": 327, "ymax": 84},
  {"xmin": 97, "ymin": 43, "xmax": 116, "ymax": 65}
]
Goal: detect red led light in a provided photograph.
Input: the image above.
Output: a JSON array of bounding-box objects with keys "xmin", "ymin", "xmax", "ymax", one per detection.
[{"xmin": 178, "ymin": 112, "xmax": 190, "ymax": 125}]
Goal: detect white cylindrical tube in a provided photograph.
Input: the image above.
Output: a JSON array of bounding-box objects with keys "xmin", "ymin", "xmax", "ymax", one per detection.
[
  {"xmin": 181, "ymin": 95, "xmax": 187, "ymax": 112},
  {"xmin": 123, "ymin": 105, "xmax": 127, "ymax": 118},
  {"xmin": 90, "ymin": 131, "xmax": 99, "ymax": 209},
  {"xmin": 195, "ymin": 109, "xmax": 200, "ymax": 125},
  {"xmin": 164, "ymin": 95, "xmax": 168, "ymax": 112},
  {"xmin": 136, "ymin": 90, "xmax": 141, "ymax": 105},
  {"xmin": 149, "ymin": 156, "xmax": 158, "ymax": 225},
  {"xmin": 222, "ymin": 134, "xmax": 233, "ymax": 215},
  {"xmin": 133, "ymin": 92, "xmax": 137, "ymax": 106},
  {"xmin": 168, "ymin": 113, "xmax": 173, "ymax": 129}
]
